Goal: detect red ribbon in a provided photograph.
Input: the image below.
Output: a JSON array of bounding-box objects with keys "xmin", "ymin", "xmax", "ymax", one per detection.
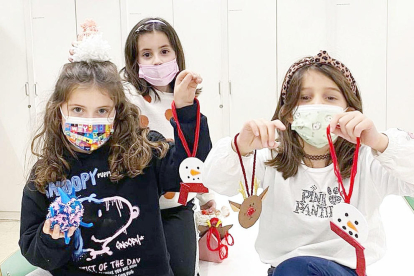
[
  {"xmin": 234, "ymin": 133, "xmax": 257, "ymax": 197},
  {"xmin": 171, "ymin": 98, "xmax": 201, "ymax": 157},
  {"xmin": 330, "ymin": 222, "xmax": 366, "ymax": 276},
  {"xmin": 224, "ymin": 232, "xmax": 234, "ymax": 246},
  {"xmin": 177, "ymin": 183, "xmax": 208, "ymax": 205},
  {"xmin": 205, "ymin": 219, "xmax": 234, "ymax": 260},
  {"xmin": 326, "ymin": 126, "xmax": 360, "ymax": 204},
  {"xmin": 327, "ymin": 126, "xmax": 365, "ymax": 276},
  {"xmin": 171, "ymin": 98, "xmax": 209, "ymax": 205}
]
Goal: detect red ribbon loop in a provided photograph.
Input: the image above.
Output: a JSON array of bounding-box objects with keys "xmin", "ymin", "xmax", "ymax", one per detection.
[
  {"xmin": 205, "ymin": 222, "xmax": 233, "ymax": 260},
  {"xmin": 171, "ymin": 98, "xmax": 201, "ymax": 157},
  {"xmin": 234, "ymin": 133, "xmax": 257, "ymax": 197},
  {"xmin": 326, "ymin": 125, "xmax": 360, "ymax": 204}
]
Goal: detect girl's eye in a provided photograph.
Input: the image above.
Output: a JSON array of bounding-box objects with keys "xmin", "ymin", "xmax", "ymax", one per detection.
[
  {"xmin": 98, "ymin": 108, "xmax": 109, "ymax": 115},
  {"xmin": 142, "ymin": 52, "xmax": 151, "ymax": 58},
  {"xmin": 300, "ymin": 95, "xmax": 310, "ymax": 101},
  {"xmin": 327, "ymin": 96, "xmax": 337, "ymax": 101},
  {"xmin": 72, "ymin": 107, "xmax": 83, "ymax": 113},
  {"xmin": 161, "ymin": 49, "xmax": 169, "ymax": 55}
]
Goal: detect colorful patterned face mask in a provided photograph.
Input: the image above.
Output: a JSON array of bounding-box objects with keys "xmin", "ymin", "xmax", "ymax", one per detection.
[
  {"xmin": 291, "ymin": 104, "xmax": 345, "ymax": 148},
  {"xmin": 61, "ymin": 108, "xmax": 115, "ymax": 152}
]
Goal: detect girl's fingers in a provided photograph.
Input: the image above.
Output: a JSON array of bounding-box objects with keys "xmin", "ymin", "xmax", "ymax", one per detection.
[
  {"xmin": 272, "ymin": 120, "xmax": 286, "ymax": 131},
  {"xmin": 175, "ymin": 70, "xmax": 189, "ymax": 84},
  {"xmin": 192, "ymin": 73, "xmax": 202, "ymax": 84},
  {"xmin": 52, "ymin": 225, "xmax": 60, "ymax": 239},
  {"xmin": 330, "ymin": 114, "xmax": 351, "ymax": 141},
  {"xmin": 354, "ymin": 118, "xmax": 373, "ymax": 138},
  {"xmin": 248, "ymin": 121, "xmax": 260, "ymax": 137},
  {"xmin": 267, "ymin": 122, "xmax": 276, "ymax": 147},
  {"xmin": 68, "ymin": 227, "xmax": 76, "ymax": 237},
  {"xmin": 180, "ymin": 73, "xmax": 193, "ymax": 88},
  {"xmin": 240, "ymin": 119, "xmax": 286, "ymax": 150},
  {"xmin": 329, "ymin": 113, "xmax": 343, "ymax": 133},
  {"xmin": 259, "ymin": 119, "xmax": 273, "ymax": 148},
  {"xmin": 330, "ymin": 111, "xmax": 372, "ymax": 144},
  {"xmin": 344, "ymin": 115, "xmax": 365, "ymax": 142},
  {"xmin": 196, "ymin": 76, "xmax": 203, "ymax": 84},
  {"xmin": 269, "ymin": 120, "xmax": 286, "ymax": 148},
  {"xmin": 43, "ymin": 220, "xmax": 51, "ymax": 234}
]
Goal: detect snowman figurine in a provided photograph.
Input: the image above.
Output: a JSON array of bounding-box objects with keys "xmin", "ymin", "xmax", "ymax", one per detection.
[
  {"xmin": 331, "ymin": 203, "xmax": 368, "ymax": 243},
  {"xmin": 177, "ymin": 157, "xmax": 209, "ymax": 205},
  {"xmin": 331, "ymin": 203, "xmax": 368, "ymax": 276}
]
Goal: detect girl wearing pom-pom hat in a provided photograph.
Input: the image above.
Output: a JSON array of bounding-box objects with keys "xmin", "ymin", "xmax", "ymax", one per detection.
[
  {"xmin": 19, "ymin": 24, "xmax": 211, "ymax": 275},
  {"xmin": 69, "ymin": 18, "xmax": 216, "ymax": 276}
]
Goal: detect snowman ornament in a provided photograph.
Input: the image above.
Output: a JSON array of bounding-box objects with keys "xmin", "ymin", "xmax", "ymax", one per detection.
[
  {"xmin": 330, "ymin": 203, "xmax": 367, "ymax": 276},
  {"xmin": 331, "ymin": 203, "xmax": 368, "ymax": 243},
  {"xmin": 327, "ymin": 130, "xmax": 366, "ymax": 276},
  {"xmin": 180, "ymin": 157, "xmax": 203, "ymax": 183},
  {"xmin": 170, "ymin": 98, "xmax": 209, "ymax": 206},
  {"xmin": 177, "ymin": 157, "xmax": 209, "ymax": 205}
]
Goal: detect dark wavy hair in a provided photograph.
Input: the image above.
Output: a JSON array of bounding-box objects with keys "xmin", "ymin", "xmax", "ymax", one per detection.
[
  {"xmin": 30, "ymin": 61, "xmax": 168, "ymax": 193},
  {"xmin": 120, "ymin": 17, "xmax": 200, "ymax": 100},
  {"xmin": 267, "ymin": 63, "xmax": 363, "ymax": 179}
]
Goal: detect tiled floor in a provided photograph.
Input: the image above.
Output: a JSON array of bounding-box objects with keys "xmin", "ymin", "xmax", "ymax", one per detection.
[{"xmin": 0, "ymin": 212, "xmax": 20, "ymax": 264}]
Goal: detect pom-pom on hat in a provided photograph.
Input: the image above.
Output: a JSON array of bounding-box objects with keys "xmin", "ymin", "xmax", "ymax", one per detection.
[{"xmin": 71, "ymin": 19, "xmax": 111, "ymax": 62}]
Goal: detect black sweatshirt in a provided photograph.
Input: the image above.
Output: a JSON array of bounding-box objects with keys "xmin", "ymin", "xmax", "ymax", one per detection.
[{"xmin": 19, "ymin": 102, "xmax": 211, "ymax": 276}]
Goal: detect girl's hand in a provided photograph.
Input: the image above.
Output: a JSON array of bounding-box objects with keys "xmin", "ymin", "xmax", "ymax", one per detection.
[
  {"xmin": 233, "ymin": 119, "xmax": 286, "ymax": 155},
  {"xmin": 42, "ymin": 219, "xmax": 76, "ymax": 240},
  {"xmin": 68, "ymin": 40, "xmax": 80, "ymax": 62},
  {"xmin": 68, "ymin": 33, "xmax": 86, "ymax": 62},
  {"xmin": 200, "ymin": 200, "xmax": 216, "ymax": 214},
  {"xmin": 173, "ymin": 70, "xmax": 202, "ymax": 108},
  {"xmin": 330, "ymin": 110, "xmax": 389, "ymax": 153}
]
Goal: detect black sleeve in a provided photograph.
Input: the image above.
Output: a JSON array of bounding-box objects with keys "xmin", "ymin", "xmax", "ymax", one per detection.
[
  {"xmin": 154, "ymin": 100, "xmax": 212, "ymax": 194},
  {"xmin": 19, "ymin": 180, "xmax": 75, "ymax": 270}
]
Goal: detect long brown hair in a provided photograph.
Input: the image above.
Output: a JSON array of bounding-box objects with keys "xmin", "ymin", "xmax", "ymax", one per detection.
[
  {"xmin": 267, "ymin": 63, "xmax": 363, "ymax": 179},
  {"xmin": 121, "ymin": 17, "xmax": 200, "ymax": 99},
  {"xmin": 31, "ymin": 61, "xmax": 168, "ymax": 193}
]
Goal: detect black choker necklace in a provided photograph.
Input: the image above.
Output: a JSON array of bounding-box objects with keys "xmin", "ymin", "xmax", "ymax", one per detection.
[{"xmin": 303, "ymin": 153, "xmax": 330, "ymax": 160}]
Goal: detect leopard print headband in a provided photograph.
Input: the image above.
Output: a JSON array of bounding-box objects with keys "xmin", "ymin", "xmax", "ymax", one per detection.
[{"xmin": 281, "ymin": 50, "xmax": 357, "ymax": 99}]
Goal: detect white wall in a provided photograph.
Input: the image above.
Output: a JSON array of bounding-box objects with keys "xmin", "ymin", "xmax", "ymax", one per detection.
[{"xmin": 0, "ymin": 0, "xmax": 33, "ymax": 212}]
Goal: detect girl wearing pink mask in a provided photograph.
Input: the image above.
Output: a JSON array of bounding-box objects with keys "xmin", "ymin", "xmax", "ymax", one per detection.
[{"xmin": 120, "ymin": 18, "xmax": 216, "ymax": 276}]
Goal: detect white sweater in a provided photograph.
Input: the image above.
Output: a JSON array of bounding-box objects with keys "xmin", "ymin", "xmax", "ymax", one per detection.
[
  {"xmin": 124, "ymin": 83, "xmax": 215, "ymax": 209},
  {"xmin": 203, "ymin": 128, "xmax": 414, "ymax": 268}
]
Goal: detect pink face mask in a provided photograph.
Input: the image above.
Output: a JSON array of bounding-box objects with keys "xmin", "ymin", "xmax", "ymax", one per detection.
[{"xmin": 138, "ymin": 59, "xmax": 179, "ymax": 87}]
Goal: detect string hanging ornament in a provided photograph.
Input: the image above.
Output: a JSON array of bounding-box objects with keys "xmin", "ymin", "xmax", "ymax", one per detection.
[{"xmin": 229, "ymin": 133, "xmax": 269, "ymax": 229}]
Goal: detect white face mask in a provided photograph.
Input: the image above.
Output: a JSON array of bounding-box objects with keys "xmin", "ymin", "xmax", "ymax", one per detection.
[
  {"xmin": 291, "ymin": 104, "xmax": 345, "ymax": 148},
  {"xmin": 60, "ymin": 108, "xmax": 115, "ymax": 152}
]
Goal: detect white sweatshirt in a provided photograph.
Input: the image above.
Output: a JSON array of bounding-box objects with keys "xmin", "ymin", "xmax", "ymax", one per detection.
[
  {"xmin": 124, "ymin": 83, "xmax": 215, "ymax": 209},
  {"xmin": 203, "ymin": 128, "xmax": 414, "ymax": 269}
]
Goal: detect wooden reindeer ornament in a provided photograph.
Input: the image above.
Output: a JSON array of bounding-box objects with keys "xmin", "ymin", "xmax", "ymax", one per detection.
[
  {"xmin": 230, "ymin": 134, "xmax": 269, "ymax": 229},
  {"xmin": 229, "ymin": 178, "xmax": 269, "ymax": 229}
]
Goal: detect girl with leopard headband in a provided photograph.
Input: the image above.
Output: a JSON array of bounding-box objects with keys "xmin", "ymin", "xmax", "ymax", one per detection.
[{"xmin": 203, "ymin": 51, "xmax": 414, "ymax": 276}]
